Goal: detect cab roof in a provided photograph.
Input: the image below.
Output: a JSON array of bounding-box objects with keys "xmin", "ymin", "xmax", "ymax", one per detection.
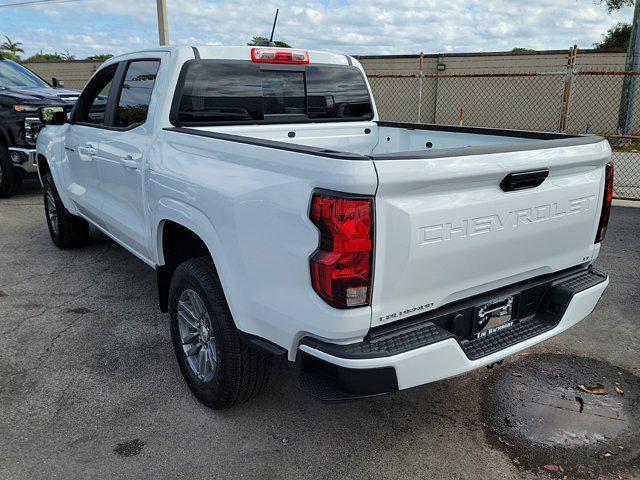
[{"xmin": 106, "ymin": 45, "xmax": 351, "ymax": 67}]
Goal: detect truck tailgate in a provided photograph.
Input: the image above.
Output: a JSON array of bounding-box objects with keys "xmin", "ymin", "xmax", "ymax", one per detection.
[{"xmin": 371, "ymin": 139, "xmax": 611, "ymax": 327}]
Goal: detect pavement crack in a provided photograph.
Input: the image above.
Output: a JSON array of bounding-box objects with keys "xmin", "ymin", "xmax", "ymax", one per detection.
[
  {"xmin": 0, "ymin": 308, "xmax": 90, "ymax": 398},
  {"xmin": 42, "ymin": 313, "xmax": 87, "ymax": 358},
  {"xmin": 0, "ymin": 367, "xmax": 38, "ymax": 396},
  {"xmin": 52, "ymin": 379, "xmax": 75, "ymax": 419}
]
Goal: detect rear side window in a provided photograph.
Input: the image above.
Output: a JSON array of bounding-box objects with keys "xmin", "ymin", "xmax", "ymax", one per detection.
[
  {"xmin": 114, "ymin": 60, "xmax": 160, "ymax": 128},
  {"xmin": 176, "ymin": 62, "xmax": 262, "ymax": 122},
  {"xmin": 173, "ymin": 61, "xmax": 373, "ymax": 125}
]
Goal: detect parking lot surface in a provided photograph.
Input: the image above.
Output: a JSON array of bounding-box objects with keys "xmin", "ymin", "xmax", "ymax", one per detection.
[{"xmin": 1, "ymin": 184, "xmax": 639, "ymax": 480}]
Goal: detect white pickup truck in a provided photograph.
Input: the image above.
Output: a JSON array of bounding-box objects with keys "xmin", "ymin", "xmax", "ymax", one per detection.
[{"xmin": 36, "ymin": 46, "xmax": 612, "ymax": 409}]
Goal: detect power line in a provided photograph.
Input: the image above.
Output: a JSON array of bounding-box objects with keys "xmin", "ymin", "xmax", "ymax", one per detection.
[{"xmin": 0, "ymin": 0, "xmax": 87, "ymax": 9}]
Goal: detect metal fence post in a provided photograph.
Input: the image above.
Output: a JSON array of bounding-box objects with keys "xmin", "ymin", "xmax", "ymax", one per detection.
[
  {"xmin": 623, "ymin": 25, "xmax": 640, "ymax": 137},
  {"xmin": 616, "ymin": 0, "xmax": 640, "ymax": 136},
  {"xmin": 558, "ymin": 45, "xmax": 578, "ymax": 133},
  {"xmin": 417, "ymin": 52, "xmax": 424, "ymax": 123}
]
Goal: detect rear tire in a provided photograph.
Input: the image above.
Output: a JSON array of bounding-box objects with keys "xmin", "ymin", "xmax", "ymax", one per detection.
[
  {"xmin": 169, "ymin": 257, "xmax": 272, "ymax": 409},
  {"xmin": 0, "ymin": 146, "xmax": 19, "ymax": 198},
  {"xmin": 43, "ymin": 172, "xmax": 89, "ymax": 248}
]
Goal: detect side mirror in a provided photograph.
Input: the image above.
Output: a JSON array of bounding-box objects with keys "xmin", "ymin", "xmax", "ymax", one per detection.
[
  {"xmin": 39, "ymin": 106, "xmax": 66, "ymax": 125},
  {"xmin": 51, "ymin": 77, "xmax": 65, "ymax": 88}
]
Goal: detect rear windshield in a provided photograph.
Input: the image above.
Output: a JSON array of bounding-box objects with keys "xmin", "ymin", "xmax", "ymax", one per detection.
[{"xmin": 172, "ymin": 61, "xmax": 373, "ymax": 125}]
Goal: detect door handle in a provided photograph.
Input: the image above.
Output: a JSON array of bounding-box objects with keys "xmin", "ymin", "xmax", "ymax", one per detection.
[
  {"xmin": 120, "ymin": 155, "xmax": 139, "ymax": 170},
  {"xmin": 79, "ymin": 144, "xmax": 97, "ymax": 156}
]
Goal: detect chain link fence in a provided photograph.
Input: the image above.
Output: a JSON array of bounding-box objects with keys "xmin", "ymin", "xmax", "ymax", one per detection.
[{"xmin": 367, "ymin": 68, "xmax": 640, "ymax": 200}]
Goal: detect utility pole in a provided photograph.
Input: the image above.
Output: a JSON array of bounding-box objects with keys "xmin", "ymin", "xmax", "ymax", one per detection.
[
  {"xmin": 616, "ymin": 0, "xmax": 640, "ymax": 136},
  {"xmin": 156, "ymin": 0, "xmax": 169, "ymax": 46}
]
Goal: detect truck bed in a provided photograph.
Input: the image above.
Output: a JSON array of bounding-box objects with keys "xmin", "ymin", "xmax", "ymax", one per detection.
[
  {"xmin": 178, "ymin": 120, "xmax": 603, "ymax": 159},
  {"xmin": 170, "ymin": 120, "xmax": 610, "ymax": 328}
]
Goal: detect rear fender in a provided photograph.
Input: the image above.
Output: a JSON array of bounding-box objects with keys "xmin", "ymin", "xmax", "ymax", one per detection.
[{"xmin": 153, "ymin": 198, "xmax": 243, "ymax": 329}]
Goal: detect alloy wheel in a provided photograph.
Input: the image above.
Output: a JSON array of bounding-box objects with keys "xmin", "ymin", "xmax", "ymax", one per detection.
[
  {"xmin": 45, "ymin": 187, "xmax": 59, "ymax": 237},
  {"xmin": 177, "ymin": 289, "xmax": 218, "ymax": 382}
]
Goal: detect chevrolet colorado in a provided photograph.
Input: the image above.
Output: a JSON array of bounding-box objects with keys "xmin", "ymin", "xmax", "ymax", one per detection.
[
  {"xmin": 0, "ymin": 55, "xmax": 78, "ymax": 197},
  {"xmin": 36, "ymin": 46, "xmax": 612, "ymax": 409}
]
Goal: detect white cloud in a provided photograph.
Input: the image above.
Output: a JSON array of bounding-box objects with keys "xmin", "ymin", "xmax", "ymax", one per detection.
[{"xmin": 3, "ymin": 0, "xmax": 634, "ymax": 59}]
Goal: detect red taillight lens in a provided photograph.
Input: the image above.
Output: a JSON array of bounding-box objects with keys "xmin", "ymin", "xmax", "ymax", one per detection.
[
  {"xmin": 309, "ymin": 191, "xmax": 374, "ymax": 309},
  {"xmin": 251, "ymin": 47, "xmax": 309, "ymax": 64},
  {"xmin": 595, "ymin": 162, "xmax": 614, "ymax": 243}
]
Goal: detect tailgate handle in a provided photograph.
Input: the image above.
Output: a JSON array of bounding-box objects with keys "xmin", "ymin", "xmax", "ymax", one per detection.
[{"xmin": 500, "ymin": 169, "xmax": 549, "ymax": 192}]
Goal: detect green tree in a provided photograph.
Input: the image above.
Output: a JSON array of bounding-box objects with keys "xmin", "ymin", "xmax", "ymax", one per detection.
[
  {"xmin": 85, "ymin": 53, "xmax": 113, "ymax": 61},
  {"xmin": 26, "ymin": 51, "xmax": 64, "ymax": 61},
  {"xmin": 60, "ymin": 51, "xmax": 75, "ymax": 60},
  {"xmin": 247, "ymin": 36, "xmax": 291, "ymax": 48},
  {"xmin": 598, "ymin": 0, "xmax": 634, "ymax": 13},
  {"xmin": 0, "ymin": 35, "xmax": 24, "ymax": 60},
  {"xmin": 595, "ymin": 22, "xmax": 632, "ymax": 48},
  {"xmin": 593, "ymin": 0, "xmax": 634, "ymax": 49},
  {"xmin": 0, "ymin": 51, "xmax": 21, "ymax": 61},
  {"xmin": 511, "ymin": 47, "xmax": 534, "ymax": 52}
]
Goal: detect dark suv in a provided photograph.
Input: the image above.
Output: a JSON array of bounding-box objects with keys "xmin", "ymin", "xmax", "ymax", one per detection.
[{"xmin": 0, "ymin": 55, "xmax": 79, "ymax": 197}]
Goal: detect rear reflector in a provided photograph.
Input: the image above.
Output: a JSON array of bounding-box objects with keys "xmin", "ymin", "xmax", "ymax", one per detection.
[
  {"xmin": 309, "ymin": 191, "xmax": 374, "ymax": 309},
  {"xmin": 595, "ymin": 162, "xmax": 614, "ymax": 243},
  {"xmin": 251, "ymin": 47, "xmax": 309, "ymax": 64}
]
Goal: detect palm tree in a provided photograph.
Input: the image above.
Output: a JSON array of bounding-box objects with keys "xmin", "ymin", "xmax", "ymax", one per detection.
[{"xmin": 1, "ymin": 35, "xmax": 24, "ymax": 56}]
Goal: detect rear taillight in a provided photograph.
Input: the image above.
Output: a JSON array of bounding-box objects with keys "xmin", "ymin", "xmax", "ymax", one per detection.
[
  {"xmin": 251, "ymin": 47, "xmax": 309, "ymax": 64},
  {"xmin": 309, "ymin": 191, "xmax": 374, "ymax": 309},
  {"xmin": 595, "ymin": 162, "xmax": 614, "ymax": 243}
]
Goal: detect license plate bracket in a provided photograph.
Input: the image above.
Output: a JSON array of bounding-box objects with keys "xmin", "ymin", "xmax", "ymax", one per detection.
[{"xmin": 472, "ymin": 295, "xmax": 518, "ymax": 339}]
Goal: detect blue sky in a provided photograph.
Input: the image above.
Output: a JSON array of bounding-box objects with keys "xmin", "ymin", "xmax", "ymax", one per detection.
[{"xmin": 0, "ymin": 0, "xmax": 634, "ymax": 59}]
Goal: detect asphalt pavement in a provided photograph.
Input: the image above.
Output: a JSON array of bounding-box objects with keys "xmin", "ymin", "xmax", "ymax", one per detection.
[{"xmin": 1, "ymin": 182, "xmax": 638, "ymax": 480}]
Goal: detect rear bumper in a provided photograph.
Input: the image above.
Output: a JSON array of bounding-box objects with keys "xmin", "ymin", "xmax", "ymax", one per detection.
[{"xmin": 298, "ymin": 267, "xmax": 608, "ymax": 399}]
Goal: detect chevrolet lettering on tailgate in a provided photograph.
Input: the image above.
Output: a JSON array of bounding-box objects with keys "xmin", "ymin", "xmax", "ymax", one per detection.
[{"xmin": 418, "ymin": 195, "xmax": 596, "ymax": 245}]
